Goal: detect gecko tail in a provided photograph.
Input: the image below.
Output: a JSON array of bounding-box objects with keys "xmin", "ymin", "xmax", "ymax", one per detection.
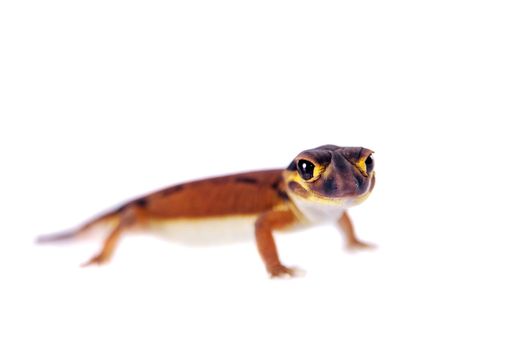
[
  {"xmin": 35, "ymin": 230, "xmax": 79, "ymax": 244},
  {"xmin": 35, "ymin": 209, "xmax": 121, "ymax": 244}
]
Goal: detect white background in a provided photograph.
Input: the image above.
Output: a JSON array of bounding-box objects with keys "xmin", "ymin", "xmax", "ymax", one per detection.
[{"xmin": 1, "ymin": 1, "xmax": 524, "ymax": 349}]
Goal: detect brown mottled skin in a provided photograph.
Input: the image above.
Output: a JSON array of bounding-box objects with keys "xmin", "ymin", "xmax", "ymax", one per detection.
[
  {"xmin": 143, "ymin": 170, "xmax": 287, "ymax": 218},
  {"xmin": 37, "ymin": 145, "xmax": 376, "ymax": 278}
]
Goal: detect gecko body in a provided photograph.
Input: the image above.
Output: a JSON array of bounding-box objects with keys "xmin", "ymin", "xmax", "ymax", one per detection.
[{"xmin": 38, "ymin": 145, "xmax": 376, "ymax": 277}]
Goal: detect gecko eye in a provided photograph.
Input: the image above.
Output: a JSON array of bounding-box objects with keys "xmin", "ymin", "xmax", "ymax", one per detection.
[
  {"xmin": 365, "ymin": 154, "xmax": 374, "ymax": 174},
  {"xmin": 297, "ymin": 159, "xmax": 315, "ymax": 180}
]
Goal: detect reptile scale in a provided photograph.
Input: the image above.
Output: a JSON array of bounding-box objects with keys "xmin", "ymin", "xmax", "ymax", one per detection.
[{"xmin": 37, "ymin": 145, "xmax": 376, "ymax": 278}]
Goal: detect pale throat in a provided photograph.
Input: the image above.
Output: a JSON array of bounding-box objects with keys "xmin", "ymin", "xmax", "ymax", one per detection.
[{"xmin": 288, "ymin": 193, "xmax": 356, "ymax": 224}]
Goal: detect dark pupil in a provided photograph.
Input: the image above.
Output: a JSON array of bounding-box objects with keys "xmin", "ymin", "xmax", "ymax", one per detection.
[
  {"xmin": 365, "ymin": 155, "xmax": 374, "ymax": 173},
  {"xmin": 298, "ymin": 160, "xmax": 315, "ymax": 180}
]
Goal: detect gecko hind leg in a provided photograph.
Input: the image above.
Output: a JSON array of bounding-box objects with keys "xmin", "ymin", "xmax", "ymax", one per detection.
[{"xmin": 81, "ymin": 205, "xmax": 145, "ymax": 267}]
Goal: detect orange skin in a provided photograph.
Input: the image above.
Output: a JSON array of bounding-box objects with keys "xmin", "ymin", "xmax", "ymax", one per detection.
[{"xmin": 38, "ymin": 145, "xmax": 376, "ymax": 278}]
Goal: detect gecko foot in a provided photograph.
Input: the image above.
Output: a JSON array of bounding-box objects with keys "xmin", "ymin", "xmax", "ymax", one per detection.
[
  {"xmin": 346, "ymin": 240, "xmax": 377, "ymax": 252},
  {"xmin": 80, "ymin": 254, "xmax": 109, "ymax": 267},
  {"xmin": 268, "ymin": 265, "xmax": 305, "ymax": 278}
]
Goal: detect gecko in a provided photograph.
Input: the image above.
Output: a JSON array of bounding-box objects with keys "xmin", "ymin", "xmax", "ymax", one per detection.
[{"xmin": 37, "ymin": 145, "xmax": 376, "ymax": 278}]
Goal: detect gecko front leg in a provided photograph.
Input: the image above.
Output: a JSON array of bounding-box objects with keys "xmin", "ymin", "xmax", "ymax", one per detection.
[
  {"xmin": 337, "ymin": 212, "xmax": 375, "ymax": 250},
  {"xmin": 255, "ymin": 210, "xmax": 301, "ymax": 278}
]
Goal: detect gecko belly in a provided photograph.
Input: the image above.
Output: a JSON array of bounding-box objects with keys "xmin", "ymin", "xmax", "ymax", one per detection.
[{"xmin": 148, "ymin": 215, "xmax": 259, "ymax": 246}]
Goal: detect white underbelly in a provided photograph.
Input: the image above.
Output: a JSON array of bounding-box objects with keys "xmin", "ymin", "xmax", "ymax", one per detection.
[{"xmin": 148, "ymin": 215, "xmax": 259, "ymax": 246}]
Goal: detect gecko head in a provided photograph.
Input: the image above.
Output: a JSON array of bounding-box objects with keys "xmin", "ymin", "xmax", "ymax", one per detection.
[{"xmin": 284, "ymin": 145, "xmax": 375, "ymax": 207}]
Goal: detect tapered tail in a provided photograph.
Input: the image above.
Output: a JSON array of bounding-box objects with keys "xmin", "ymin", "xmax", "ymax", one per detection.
[
  {"xmin": 35, "ymin": 209, "xmax": 120, "ymax": 244},
  {"xmin": 35, "ymin": 230, "xmax": 79, "ymax": 243}
]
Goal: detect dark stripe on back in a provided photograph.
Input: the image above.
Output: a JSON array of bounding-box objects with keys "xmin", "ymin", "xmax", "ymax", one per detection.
[
  {"xmin": 235, "ymin": 177, "xmax": 259, "ymax": 184},
  {"xmin": 134, "ymin": 197, "xmax": 148, "ymax": 207},
  {"xmin": 161, "ymin": 184, "xmax": 185, "ymax": 196}
]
